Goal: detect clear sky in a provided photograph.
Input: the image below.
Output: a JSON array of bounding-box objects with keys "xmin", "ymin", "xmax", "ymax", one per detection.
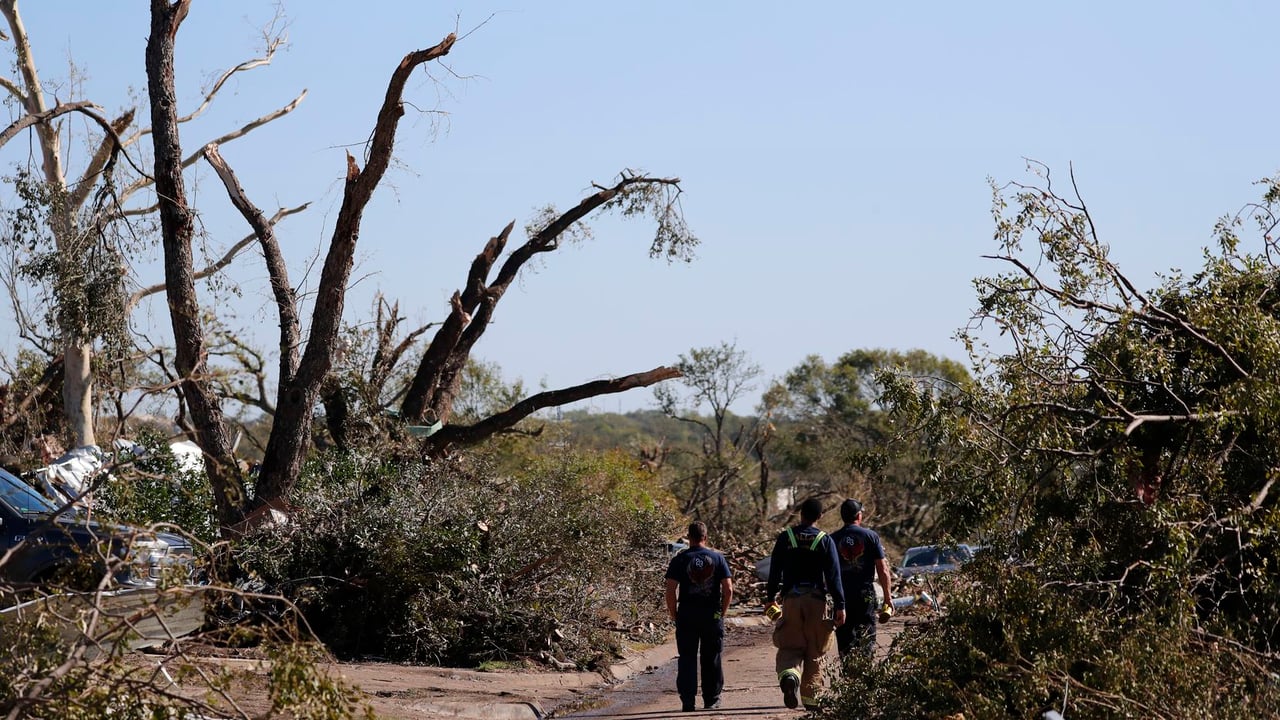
[{"xmin": 7, "ymin": 1, "xmax": 1280, "ymax": 414}]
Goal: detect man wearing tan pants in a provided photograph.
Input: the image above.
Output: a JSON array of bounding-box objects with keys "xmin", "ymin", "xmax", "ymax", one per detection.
[{"xmin": 763, "ymin": 498, "xmax": 846, "ymax": 711}]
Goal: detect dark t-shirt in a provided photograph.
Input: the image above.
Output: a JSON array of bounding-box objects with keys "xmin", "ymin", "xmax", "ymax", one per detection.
[
  {"xmin": 665, "ymin": 546, "xmax": 732, "ymax": 615},
  {"xmin": 830, "ymin": 523, "xmax": 886, "ymax": 595}
]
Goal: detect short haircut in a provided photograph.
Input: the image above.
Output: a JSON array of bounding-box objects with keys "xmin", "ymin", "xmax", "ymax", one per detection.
[
  {"xmin": 687, "ymin": 521, "xmax": 707, "ymax": 541},
  {"xmin": 799, "ymin": 497, "xmax": 824, "ymax": 523},
  {"xmin": 840, "ymin": 498, "xmax": 863, "ymax": 523}
]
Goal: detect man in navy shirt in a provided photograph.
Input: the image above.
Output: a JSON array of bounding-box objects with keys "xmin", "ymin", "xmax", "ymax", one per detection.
[
  {"xmin": 764, "ymin": 497, "xmax": 845, "ymax": 711},
  {"xmin": 830, "ymin": 498, "xmax": 893, "ymax": 663},
  {"xmin": 665, "ymin": 520, "xmax": 733, "ymax": 712}
]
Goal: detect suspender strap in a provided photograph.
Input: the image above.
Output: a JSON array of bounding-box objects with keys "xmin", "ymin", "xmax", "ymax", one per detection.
[{"xmin": 784, "ymin": 528, "xmax": 826, "ymax": 551}]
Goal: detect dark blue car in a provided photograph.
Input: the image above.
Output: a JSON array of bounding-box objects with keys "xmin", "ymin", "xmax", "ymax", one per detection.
[{"xmin": 0, "ymin": 468, "xmax": 194, "ymax": 590}]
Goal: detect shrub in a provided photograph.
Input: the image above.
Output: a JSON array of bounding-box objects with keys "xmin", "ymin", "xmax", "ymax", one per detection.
[
  {"xmin": 237, "ymin": 448, "xmax": 676, "ymax": 666},
  {"xmin": 94, "ymin": 431, "xmax": 219, "ymax": 544}
]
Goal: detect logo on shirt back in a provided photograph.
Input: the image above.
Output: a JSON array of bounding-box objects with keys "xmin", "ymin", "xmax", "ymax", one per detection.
[
  {"xmin": 687, "ymin": 554, "xmax": 716, "ymax": 592},
  {"xmin": 838, "ymin": 536, "xmax": 866, "ymax": 569}
]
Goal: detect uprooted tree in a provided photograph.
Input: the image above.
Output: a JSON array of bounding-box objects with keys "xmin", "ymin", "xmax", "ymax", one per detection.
[{"xmin": 147, "ymin": 1, "xmax": 694, "ymax": 533}]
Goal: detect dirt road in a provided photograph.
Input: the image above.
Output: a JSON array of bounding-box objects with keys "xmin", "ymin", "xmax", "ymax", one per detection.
[
  {"xmin": 181, "ymin": 611, "xmax": 905, "ymax": 718},
  {"xmin": 560, "ymin": 621, "xmax": 805, "ymax": 719},
  {"xmin": 556, "ymin": 614, "xmax": 893, "ymax": 720}
]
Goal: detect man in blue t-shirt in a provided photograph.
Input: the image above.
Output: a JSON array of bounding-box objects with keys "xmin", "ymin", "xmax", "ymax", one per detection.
[
  {"xmin": 664, "ymin": 520, "xmax": 733, "ymax": 712},
  {"xmin": 830, "ymin": 498, "xmax": 893, "ymax": 663}
]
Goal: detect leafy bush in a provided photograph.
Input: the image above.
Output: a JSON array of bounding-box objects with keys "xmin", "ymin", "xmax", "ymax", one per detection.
[
  {"xmin": 94, "ymin": 430, "xmax": 219, "ymax": 543},
  {"xmin": 818, "ymin": 168, "xmax": 1280, "ymax": 718},
  {"xmin": 237, "ymin": 448, "xmax": 676, "ymax": 666}
]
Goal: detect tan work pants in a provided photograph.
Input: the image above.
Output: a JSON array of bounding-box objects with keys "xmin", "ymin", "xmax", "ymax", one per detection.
[{"xmin": 772, "ymin": 591, "xmax": 834, "ymax": 707}]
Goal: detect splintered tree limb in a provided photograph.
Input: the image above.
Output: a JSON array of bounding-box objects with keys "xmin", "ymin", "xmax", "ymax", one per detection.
[
  {"xmin": 252, "ymin": 32, "xmax": 456, "ymax": 507},
  {"xmin": 401, "ymin": 174, "xmax": 682, "ymax": 424},
  {"xmin": 289, "ymin": 33, "xmax": 456, "ymax": 395},
  {"xmin": 400, "ymin": 222, "xmax": 512, "ymax": 421},
  {"xmin": 423, "ymin": 366, "xmax": 681, "ymax": 452},
  {"xmin": 202, "ymin": 142, "xmax": 302, "ymax": 384},
  {"xmin": 69, "ymin": 108, "xmax": 136, "ymax": 211}
]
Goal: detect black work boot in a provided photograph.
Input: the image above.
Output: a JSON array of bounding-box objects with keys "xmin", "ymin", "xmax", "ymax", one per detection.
[{"xmin": 780, "ymin": 674, "xmax": 800, "ymax": 709}]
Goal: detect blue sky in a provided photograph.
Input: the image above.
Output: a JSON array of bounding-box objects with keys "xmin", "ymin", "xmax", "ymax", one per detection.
[{"xmin": 7, "ymin": 1, "xmax": 1280, "ymax": 414}]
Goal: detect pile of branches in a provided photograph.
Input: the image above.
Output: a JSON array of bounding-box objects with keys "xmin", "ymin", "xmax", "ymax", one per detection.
[{"xmin": 237, "ymin": 450, "xmax": 675, "ymax": 668}]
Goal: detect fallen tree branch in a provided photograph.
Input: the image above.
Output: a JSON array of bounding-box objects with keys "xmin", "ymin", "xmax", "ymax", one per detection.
[{"xmin": 423, "ymin": 366, "xmax": 681, "ymax": 453}]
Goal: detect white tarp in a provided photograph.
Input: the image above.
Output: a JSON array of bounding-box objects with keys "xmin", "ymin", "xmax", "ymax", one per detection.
[{"xmin": 33, "ymin": 440, "xmax": 205, "ymax": 507}]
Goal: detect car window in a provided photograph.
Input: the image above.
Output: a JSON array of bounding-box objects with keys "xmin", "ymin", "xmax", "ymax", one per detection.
[
  {"xmin": 904, "ymin": 548, "xmax": 939, "ymax": 567},
  {"xmin": 0, "ymin": 468, "xmax": 58, "ymax": 514}
]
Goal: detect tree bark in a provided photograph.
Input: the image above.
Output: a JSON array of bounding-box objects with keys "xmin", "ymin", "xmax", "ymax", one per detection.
[
  {"xmin": 244, "ymin": 33, "xmax": 455, "ymax": 509},
  {"xmin": 422, "ymin": 366, "xmax": 681, "ymax": 455},
  {"xmin": 147, "ymin": 0, "xmax": 246, "ymax": 531}
]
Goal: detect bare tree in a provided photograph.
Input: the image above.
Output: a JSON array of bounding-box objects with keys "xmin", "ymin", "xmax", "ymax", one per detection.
[
  {"xmin": 150, "ymin": 2, "xmax": 696, "ymax": 532},
  {"xmin": 0, "ymin": 0, "xmax": 305, "ymax": 449}
]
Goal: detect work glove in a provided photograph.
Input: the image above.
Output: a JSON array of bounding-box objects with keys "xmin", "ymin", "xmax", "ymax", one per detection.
[
  {"xmin": 764, "ymin": 602, "xmax": 783, "ymax": 622},
  {"xmin": 878, "ymin": 602, "xmax": 894, "ymax": 623}
]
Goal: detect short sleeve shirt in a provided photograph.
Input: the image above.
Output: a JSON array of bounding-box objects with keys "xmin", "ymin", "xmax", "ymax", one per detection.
[
  {"xmin": 830, "ymin": 524, "xmax": 886, "ymax": 591},
  {"xmin": 664, "ymin": 546, "xmax": 732, "ymax": 613}
]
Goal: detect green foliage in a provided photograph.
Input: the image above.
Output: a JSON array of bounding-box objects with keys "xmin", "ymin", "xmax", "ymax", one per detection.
[
  {"xmin": 237, "ymin": 447, "xmax": 676, "ymax": 666},
  {"xmin": 764, "ymin": 348, "xmax": 970, "ymax": 547},
  {"xmin": 268, "ymin": 643, "xmax": 376, "ymax": 720},
  {"xmin": 1, "ymin": 168, "xmax": 131, "ymax": 352},
  {"xmin": 826, "ymin": 564, "xmax": 1280, "ymax": 719},
  {"xmin": 94, "ymin": 431, "xmax": 219, "ymax": 544},
  {"xmin": 827, "ymin": 165, "xmax": 1280, "ymax": 717}
]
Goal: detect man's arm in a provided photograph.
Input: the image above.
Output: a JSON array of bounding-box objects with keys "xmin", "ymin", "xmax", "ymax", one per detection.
[
  {"xmin": 665, "ymin": 578, "xmax": 679, "ymax": 622},
  {"xmin": 720, "ymin": 577, "xmax": 733, "ymax": 618},
  {"xmin": 822, "ymin": 538, "xmax": 846, "ymax": 611},
  {"xmin": 764, "ymin": 534, "xmax": 785, "ymax": 604},
  {"xmin": 875, "ymin": 557, "xmax": 893, "ymax": 605},
  {"xmin": 822, "ymin": 537, "xmax": 847, "ymax": 627}
]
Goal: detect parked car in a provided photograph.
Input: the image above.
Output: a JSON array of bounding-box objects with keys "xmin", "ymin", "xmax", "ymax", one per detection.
[
  {"xmin": 897, "ymin": 543, "xmax": 977, "ymax": 579},
  {"xmin": 0, "ymin": 467, "xmax": 195, "ymax": 590}
]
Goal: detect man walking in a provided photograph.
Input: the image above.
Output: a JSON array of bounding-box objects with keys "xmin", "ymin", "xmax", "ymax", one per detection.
[
  {"xmin": 763, "ymin": 497, "xmax": 845, "ymax": 711},
  {"xmin": 830, "ymin": 498, "xmax": 893, "ymax": 664},
  {"xmin": 665, "ymin": 520, "xmax": 733, "ymax": 712}
]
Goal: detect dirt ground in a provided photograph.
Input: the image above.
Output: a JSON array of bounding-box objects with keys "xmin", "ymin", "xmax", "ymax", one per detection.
[{"xmin": 168, "ymin": 610, "xmax": 907, "ymax": 719}]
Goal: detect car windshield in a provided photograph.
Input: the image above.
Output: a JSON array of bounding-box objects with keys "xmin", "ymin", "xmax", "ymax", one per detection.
[
  {"xmin": 904, "ymin": 545, "xmax": 972, "ymax": 567},
  {"xmin": 0, "ymin": 468, "xmax": 59, "ymax": 515}
]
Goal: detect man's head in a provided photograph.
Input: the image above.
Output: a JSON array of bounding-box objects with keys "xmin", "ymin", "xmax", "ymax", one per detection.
[
  {"xmin": 688, "ymin": 520, "xmax": 708, "ymax": 544},
  {"xmin": 799, "ymin": 497, "xmax": 824, "ymax": 524},
  {"xmin": 840, "ymin": 498, "xmax": 863, "ymax": 524}
]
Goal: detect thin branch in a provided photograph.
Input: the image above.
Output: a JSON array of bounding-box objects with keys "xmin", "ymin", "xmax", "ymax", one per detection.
[
  {"xmin": 202, "ymin": 142, "xmax": 302, "ymax": 383},
  {"xmin": 118, "ymin": 89, "xmax": 308, "ymax": 204},
  {"xmin": 125, "ymin": 202, "xmax": 309, "ymax": 312}
]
